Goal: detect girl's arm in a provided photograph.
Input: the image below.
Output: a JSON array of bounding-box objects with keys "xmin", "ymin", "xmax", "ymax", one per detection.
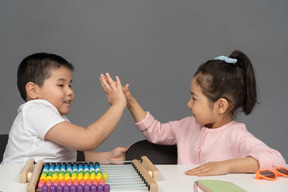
[
  {"xmin": 123, "ymin": 84, "xmax": 147, "ymax": 123},
  {"xmin": 185, "ymin": 156, "xmax": 259, "ymax": 176},
  {"xmin": 45, "ymin": 73, "xmax": 127, "ymax": 151}
]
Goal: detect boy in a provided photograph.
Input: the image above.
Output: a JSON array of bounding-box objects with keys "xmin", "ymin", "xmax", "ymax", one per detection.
[{"xmin": 2, "ymin": 53, "xmax": 128, "ymax": 164}]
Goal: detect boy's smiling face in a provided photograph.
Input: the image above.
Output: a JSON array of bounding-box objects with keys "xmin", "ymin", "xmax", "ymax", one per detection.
[{"xmin": 35, "ymin": 66, "xmax": 74, "ymax": 115}]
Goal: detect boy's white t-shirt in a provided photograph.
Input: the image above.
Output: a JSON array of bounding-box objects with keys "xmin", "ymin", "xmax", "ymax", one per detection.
[{"xmin": 2, "ymin": 99, "xmax": 77, "ymax": 165}]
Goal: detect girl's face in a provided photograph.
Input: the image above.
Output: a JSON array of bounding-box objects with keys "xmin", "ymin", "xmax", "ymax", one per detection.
[
  {"xmin": 187, "ymin": 77, "xmax": 218, "ymax": 128},
  {"xmin": 36, "ymin": 66, "xmax": 74, "ymax": 115}
]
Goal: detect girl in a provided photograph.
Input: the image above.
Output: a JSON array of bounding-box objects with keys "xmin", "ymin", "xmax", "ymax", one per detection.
[{"xmin": 102, "ymin": 50, "xmax": 286, "ymax": 176}]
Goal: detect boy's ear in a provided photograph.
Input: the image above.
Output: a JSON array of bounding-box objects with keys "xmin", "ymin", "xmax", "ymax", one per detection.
[
  {"xmin": 25, "ymin": 82, "xmax": 39, "ymax": 100},
  {"xmin": 216, "ymin": 98, "xmax": 229, "ymax": 114}
]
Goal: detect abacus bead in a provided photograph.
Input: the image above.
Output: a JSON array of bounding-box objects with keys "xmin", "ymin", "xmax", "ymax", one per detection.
[
  {"xmin": 42, "ymin": 185, "xmax": 49, "ymax": 192},
  {"xmin": 104, "ymin": 184, "xmax": 110, "ymax": 192},
  {"xmin": 86, "ymin": 178, "xmax": 92, "ymax": 186},
  {"xmin": 70, "ymin": 184, "xmax": 77, "ymax": 192},
  {"xmin": 103, "ymin": 173, "xmax": 108, "ymax": 179},
  {"xmin": 63, "ymin": 184, "xmax": 70, "ymax": 192},
  {"xmin": 66, "ymin": 178, "xmax": 73, "ymax": 186},
  {"xmin": 97, "ymin": 184, "xmax": 104, "ymax": 192},
  {"xmin": 56, "ymin": 185, "xmax": 63, "ymax": 192},
  {"xmin": 92, "ymin": 178, "xmax": 98, "ymax": 185},
  {"xmin": 50, "ymin": 184, "xmax": 57, "ymax": 192},
  {"xmin": 46, "ymin": 180, "xmax": 53, "ymax": 188},
  {"xmin": 53, "ymin": 179, "xmax": 60, "ymax": 186},
  {"xmin": 38, "ymin": 180, "xmax": 45, "ymax": 189},
  {"xmin": 84, "ymin": 184, "xmax": 90, "ymax": 192},
  {"xmin": 77, "ymin": 184, "xmax": 84, "ymax": 192},
  {"xmin": 79, "ymin": 178, "xmax": 86, "ymax": 186},
  {"xmin": 99, "ymin": 178, "xmax": 105, "ymax": 185},
  {"xmin": 90, "ymin": 184, "xmax": 97, "ymax": 192}
]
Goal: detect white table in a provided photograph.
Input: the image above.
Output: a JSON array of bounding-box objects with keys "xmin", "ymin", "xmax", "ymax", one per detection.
[{"xmin": 1, "ymin": 164, "xmax": 288, "ymax": 192}]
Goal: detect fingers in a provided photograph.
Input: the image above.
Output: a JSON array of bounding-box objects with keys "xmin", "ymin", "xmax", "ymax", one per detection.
[{"xmin": 100, "ymin": 73, "xmax": 120, "ymax": 93}]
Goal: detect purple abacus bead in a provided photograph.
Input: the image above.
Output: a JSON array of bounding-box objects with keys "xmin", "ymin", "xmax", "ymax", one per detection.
[
  {"xmin": 70, "ymin": 184, "xmax": 77, "ymax": 192},
  {"xmin": 57, "ymin": 185, "xmax": 63, "ymax": 192},
  {"xmin": 104, "ymin": 184, "xmax": 110, "ymax": 192},
  {"xmin": 42, "ymin": 185, "xmax": 49, "ymax": 192},
  {"xmin": 63, "ymin": 184, "xmax": 70, "ymax": 192},
  {"xmin": 77, "ymin": 184, "xmax": 84, "ymax": 192},
  {"xmin": 50, "ymin": 184, "xmax": 57, "ymax": 192},
  {"xmin": 84, "ymin": 184, "xmax": 90, "ymax": 192},
  {"xmin": 90, "ymin": 184, "xmax": 97, "ymax": 192},
  {"xmin": 97, "ymin": 184, "xmax": 104, "ymax": 192}
]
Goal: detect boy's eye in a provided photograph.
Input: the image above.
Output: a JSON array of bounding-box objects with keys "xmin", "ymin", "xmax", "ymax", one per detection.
[{"xmin": 58, "ymin": 84, "xmax": 64, "ymax": 87}]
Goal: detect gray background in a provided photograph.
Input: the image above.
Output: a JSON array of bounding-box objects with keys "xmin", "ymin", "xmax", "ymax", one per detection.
[{"xmin": 1, "ymin": 1, "xmax": 287, "ymax": 161}]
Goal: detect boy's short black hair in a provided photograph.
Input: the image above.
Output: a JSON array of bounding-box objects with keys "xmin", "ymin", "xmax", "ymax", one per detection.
[{"xmin": 17, "ymin": 53, "xmax": 74, "ymax": 101}]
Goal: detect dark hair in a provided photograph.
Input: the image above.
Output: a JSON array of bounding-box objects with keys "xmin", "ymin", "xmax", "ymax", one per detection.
[
  {"xmin": 17, "ymin": 53, "xmax": 74, "ymax": 101},
  {"xmin": 194, "ymin": 50, "xmax": 257, "ymax": 115}
]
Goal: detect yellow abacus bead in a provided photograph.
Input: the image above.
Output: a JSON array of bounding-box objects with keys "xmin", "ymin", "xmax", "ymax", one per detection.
[
  {"xmin": 96, "ymin": 175, "xmax": 101, "ymax": 181},
  {"xmin": 46, "ymin": 176, "xmax": 53, "ymax": 181},
  {"xmin": 90, "ymin": 172, "xmax": 96, "ymax": 178},
  {"xmin": 90, "ymin": 175, "xmax": 95, "ymax": 180},
  {"xmin": 96, "ymin": 172, "xmax": 102, "ymax": 178},
  {"xmin": 103, "ymin": 173, "xmax": 108, "ymax": 179},
  {"xmin": 71, "ymin": 175, "xmax": 77, "ymax": 181},
  {"xmin": 58, "ymin": 176, "xmax": 64, "ymax": 181},
  {"xmin": 84, "ymin": 175, "xmax": 89, "ymax": 181},
  {"xmin": 78, "ymin": 172, "xmax": 84, "ymax": 178}
]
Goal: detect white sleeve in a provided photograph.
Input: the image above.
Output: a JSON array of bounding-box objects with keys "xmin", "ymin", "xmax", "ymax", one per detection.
[{"xmin": 23, "ymin": 100, "xmax": 68, "ymax": 139}]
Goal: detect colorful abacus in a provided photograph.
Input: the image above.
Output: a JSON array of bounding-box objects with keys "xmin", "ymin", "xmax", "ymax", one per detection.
[
  {"xmin": 37, "ymin": 162, "xmax": 110, "ymax": 192},
  {"xmin": 20, "ymin": 156, "xmax": 159, "ymax": 192}
]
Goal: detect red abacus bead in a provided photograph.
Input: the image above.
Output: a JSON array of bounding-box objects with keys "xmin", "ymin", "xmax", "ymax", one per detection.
[
  {"xmin": 66, "ymin": 178, "xmax": 73, "ymax": 186},
  {"xmin": 86, "ymin": 178, "xmax": 92, "ymax": 186},
  {"xmin": 60, "ymin": 179, "xmax": 66, "ymax": 187},
  {"xmin": 92, "ymin": 178, "xmax": 98, "ymax": 186}
]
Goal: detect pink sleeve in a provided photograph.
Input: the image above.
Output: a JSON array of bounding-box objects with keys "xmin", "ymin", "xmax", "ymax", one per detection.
[
  {"xmin": 232, "ymin": 126, "xmax": 286, "ymax": 170},
  {"xmin": 135, "ymin": 112, "xmax": 177, "ymax": 145}
]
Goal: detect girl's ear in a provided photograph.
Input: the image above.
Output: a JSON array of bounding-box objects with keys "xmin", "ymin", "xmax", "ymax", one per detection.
[
  {"xmin": 216, "ymin": 98, "xmax": 229, "ymax": 114},
  {"xmin": 25, "ymin": 82, "xmax": 39, "ymax": 100}
]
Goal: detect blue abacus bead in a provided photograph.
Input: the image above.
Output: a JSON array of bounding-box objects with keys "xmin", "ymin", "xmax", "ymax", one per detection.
[
  {"xmin": 50, "ymin": 184, "xmax": 57, "ymax": 192},
  {"xmin": 84, "ymin": 184, "xmax": 90, "ymax": 192},
  {"xmin": 57, "ymin": 185, "xmax": 63, "ymax": 192},
  {"xmin": 97, "ymin": 184, "xmax": 104, "ymax": 192},
  {"xmin": 70, "ymin": 184, "xmax": 77, "ymax": 192},
  {"xmin": 63, "ymin": 184, "xmax": 70, "ymax": 192},
  {"xmin": 104, "ymin": 184, "xmax": 110, "ymax": 192},
  {"xmin": 42, "ymin": 185, "xmax": 49, "ymax": 192},
  {"xmin": 90, "ymin": 184, "xmax": 97, "ymax": 192},
  {"xmin": 77, "ymin": 184, "xmax": 84, "ymax": 192}
]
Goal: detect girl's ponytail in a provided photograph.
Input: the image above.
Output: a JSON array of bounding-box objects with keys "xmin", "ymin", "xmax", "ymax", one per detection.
[{"xmin": 229, "ymin": 50, "xmax": 257, "ymax": 115}]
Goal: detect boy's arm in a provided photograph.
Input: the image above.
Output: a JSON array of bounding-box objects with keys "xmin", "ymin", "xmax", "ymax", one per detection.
[
  {"xmin": 185, "ymin": 156, "xmax": 259, "ymax": 176},
  {"xmin": 124, "ymin": 84, "xmax": 147, "ymax": 123},
  {"xmin": 45, "ymin": 73, "xmax": 127, "ymax": 151},
  {"xmin": 84, "ymin": 146, "xmax": 129, "ymax": 162}
]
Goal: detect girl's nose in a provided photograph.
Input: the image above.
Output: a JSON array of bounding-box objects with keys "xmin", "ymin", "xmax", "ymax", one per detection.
[{"xmin": 187, "ymin": 98, "xmax": 192, "ymax": 108}]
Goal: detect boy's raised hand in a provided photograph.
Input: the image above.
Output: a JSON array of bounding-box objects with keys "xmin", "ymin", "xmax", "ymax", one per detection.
[{"xmin": 100, "ymin": 73, "xmax": 126, "ymax": 107}]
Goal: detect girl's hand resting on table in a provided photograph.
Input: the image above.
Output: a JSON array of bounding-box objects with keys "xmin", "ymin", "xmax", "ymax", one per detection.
[
  {"xmin": 185, "ymin": 161, "xmax": 231, "ymax": 176},
  {"xmin": 185, "ymin": 157, "xmax": 259, "ymax": 176}
]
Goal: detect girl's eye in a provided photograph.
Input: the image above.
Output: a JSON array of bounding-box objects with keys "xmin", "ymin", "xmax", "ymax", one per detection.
[{"xmin": 58, "ymin": 84, "xmax": 64, "ymax": 87}]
